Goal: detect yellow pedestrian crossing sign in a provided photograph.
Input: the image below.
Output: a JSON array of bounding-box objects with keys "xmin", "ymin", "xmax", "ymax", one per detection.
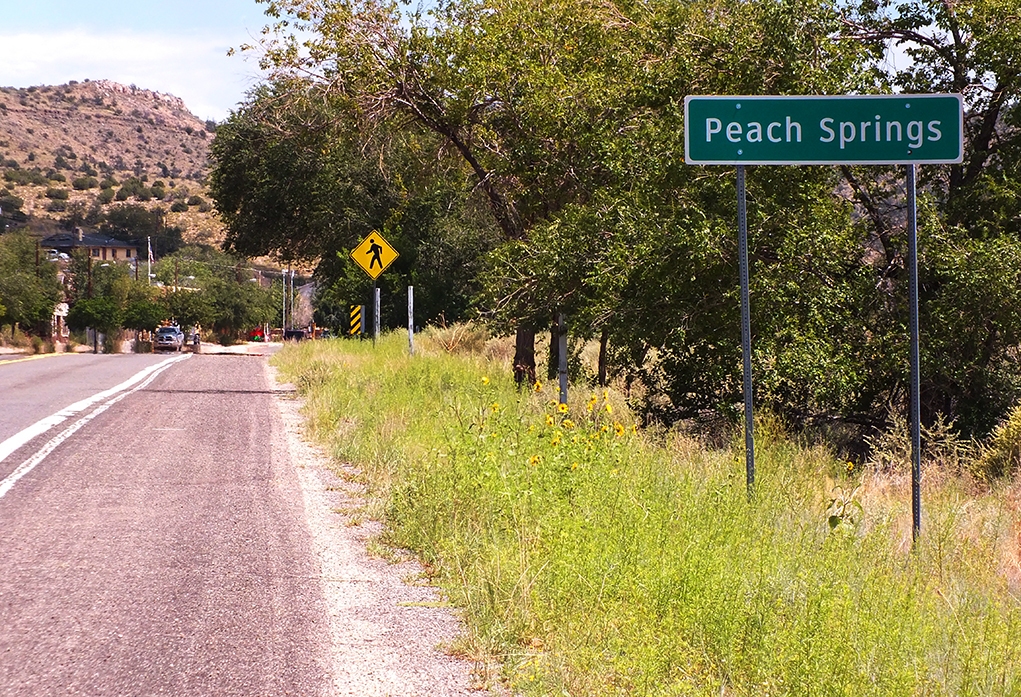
[{"xmin": 351, "ymin": 231, "xmax": 398, "ymax": 280}]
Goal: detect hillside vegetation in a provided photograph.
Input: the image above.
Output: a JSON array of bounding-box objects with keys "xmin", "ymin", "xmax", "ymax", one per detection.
[{"xmin": 0, "ymin": 80, "xmax": 223, "ymax": 244}]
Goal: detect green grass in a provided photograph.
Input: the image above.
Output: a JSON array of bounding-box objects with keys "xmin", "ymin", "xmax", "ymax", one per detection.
[{"xmin": 274, "ymin": 333, "xmax": 1021, "ymax": 696}]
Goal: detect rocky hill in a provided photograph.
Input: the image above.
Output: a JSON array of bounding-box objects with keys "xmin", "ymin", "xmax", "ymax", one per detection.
[{"xmin": 0, "ymin": 80, "xmax": 223, "ymax": 244}]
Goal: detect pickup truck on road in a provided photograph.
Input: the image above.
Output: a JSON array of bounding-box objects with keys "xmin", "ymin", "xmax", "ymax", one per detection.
[{"xmin": 154, "ymin": 326, "xmax": 185, "ymax": 352}]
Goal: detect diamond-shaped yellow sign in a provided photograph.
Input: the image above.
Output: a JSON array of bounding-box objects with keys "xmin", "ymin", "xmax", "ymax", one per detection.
[{"xmin": 351, "ymin": 231, "xmax": 399, "ymax": 280}]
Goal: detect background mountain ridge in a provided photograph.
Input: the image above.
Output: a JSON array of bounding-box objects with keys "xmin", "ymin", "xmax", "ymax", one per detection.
[{"xmin": 1, "ymin": 79, "xmax": 223, "ymax": 245}]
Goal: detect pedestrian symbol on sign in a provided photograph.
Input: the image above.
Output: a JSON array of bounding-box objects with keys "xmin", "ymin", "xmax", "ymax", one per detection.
[
  {"xmin": 350, "ymin": 231, "xmax": 398, "ymax": 280},
  {"xmin": 368, "ymin": 238, "xmax": 384, "ymax": 270}
]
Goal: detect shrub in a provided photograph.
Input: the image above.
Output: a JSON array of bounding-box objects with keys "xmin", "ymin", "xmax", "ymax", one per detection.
[
  {"xmin": 45, "ymin": 187, "xmax": 69, "ymax": 200},
  {"xmin": 5, "ymin": 169, "xmax": 48, "ymax": 186},
  {"xmin": 72, "ymin": 176, "xmax": 99, "ymax": 190},
  {"xmin": 0, "ymin": 193, "xmax": 24, "ymax": 211},
  {"xmin": 170, "ymin": 200, "xmax": 188, "ymax": 213},
  {"xmin": 96, "ymin": 188, "xmax": 115, "ymax": 205},
  {"xmin": 186, "ymin": 195, "xmax": 204, "ymax": 206},
  {"xmin": 100, "ymin": 176, "xmax": 118, "ymax": 189},
  {"xmin": 972, "ymin": 404, "xmax": 1021, "ymax": 480},
  {"xmin": 46, "ymin": 200, "xmax": 67, "ymax": 212},
  {"xmin": 197, "ymin": 201, "xmax": 213, "ymax": 213},
  {"xmin": 421, "ymin": 322, "xmax": 490, "ymax": 354},
  {"xmin": 1, "ymin": 324, "xmax": 32, "ymax": 349},
  {"xmin": 48, "ymin": 171, "xmax": 66, "ymax": 182}
]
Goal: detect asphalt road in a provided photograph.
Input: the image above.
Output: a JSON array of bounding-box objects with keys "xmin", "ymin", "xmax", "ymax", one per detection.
[{"xmin": 0, "ymin": 350, "xmax": 333, "ymax": 696}]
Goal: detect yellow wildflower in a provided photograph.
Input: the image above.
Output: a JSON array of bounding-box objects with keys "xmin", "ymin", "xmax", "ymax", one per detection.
[
  {"xmin": 545, "ymin": 414, "xmax": 556, "ymax": 426},
  {"xmin": 533, "ymin": 380, "xmax": 543, "ymax": 391},
  {"xmin": 614, "ymin": 422, "xmax": 625, "ymax": 437},
  {"xmin": 529, "ymin": 454, "xmax": 541, "ymax": 467},
  {"xmin": 557, "ymin": 402, "xmax": 569, "ymax": 414},
  {"xmin": 603, "ymin": 389, "xmax": 609, "ymax": 401},
  {"xmin": 481, "ymin": 376, "xmax": 490, "ymax": 385},
  {"xmin": 492, "ymin": 402, "xmax": 500, "ymax": 412},
  {"xmin": 604, "ymin": 403, "xmax": 612, "ymax": 414},
  {"xmin": 571, "ymin": 462, "xmax": 579, "ymax": 470},
  {"xmin": 563, "ymin": 419, "xmax": 575, "ymax": 429}
]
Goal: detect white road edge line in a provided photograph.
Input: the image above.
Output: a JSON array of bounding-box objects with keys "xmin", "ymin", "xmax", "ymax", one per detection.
[{"xmin": 0, "ymin": 354, "xmax": 191, "ymax": 501}]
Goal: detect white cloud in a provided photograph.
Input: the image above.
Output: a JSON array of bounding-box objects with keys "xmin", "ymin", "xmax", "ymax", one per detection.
[{"xmin": 0, "ymin": 29, "xmax": 266, "ymax": 121}]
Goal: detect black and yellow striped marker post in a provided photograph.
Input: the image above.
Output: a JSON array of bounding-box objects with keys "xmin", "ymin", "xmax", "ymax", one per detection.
[{"xmin": 349, "ymin": 305, "xmax": 363, "ymax": 336}]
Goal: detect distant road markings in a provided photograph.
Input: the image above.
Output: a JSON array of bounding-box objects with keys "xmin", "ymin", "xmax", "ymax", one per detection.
[
  {"xmin": 0, "ymin": 352, "xmax": 73, "ymax": 365},
  {"xmin": 0, "ymin": 353, "xmax": 191, "ymax": 501}
]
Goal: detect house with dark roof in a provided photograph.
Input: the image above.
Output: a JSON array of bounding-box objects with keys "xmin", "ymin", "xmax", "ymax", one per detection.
[{"xmin": 41, "ymin": 228, "xmax": 139, "ymax": 263}]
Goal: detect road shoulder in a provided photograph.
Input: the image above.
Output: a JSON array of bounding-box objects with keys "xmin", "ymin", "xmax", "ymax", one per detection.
[{"xmin": 265, "ymin": 360, "xmax": 503, "ymax": 696}]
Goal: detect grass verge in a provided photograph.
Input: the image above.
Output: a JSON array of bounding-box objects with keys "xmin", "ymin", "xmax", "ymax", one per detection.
[{"xmin": 274, "ymin": 333, "xmax": 1021, "ymax": 696}]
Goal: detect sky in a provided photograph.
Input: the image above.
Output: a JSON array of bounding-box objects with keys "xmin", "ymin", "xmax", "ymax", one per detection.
[{"xmin": 0, "ymin": 0, "xmax": 274, "ymax": 122}]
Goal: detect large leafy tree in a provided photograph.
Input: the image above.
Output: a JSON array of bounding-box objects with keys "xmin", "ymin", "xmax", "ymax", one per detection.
[
  {"xmin": 209, "ymin": 81, "xmax": 502, "ymax": 332},
  {"xmin": 0, "ymin": 231, "xmax": 63, "ymax": 336},
  {"xmin": 234, "ymin": 0, "xmax": 1019, "ymax": 435},
  {"xmin": 835, "ymin": 0, "xmax": 1021, "ymax": 433},
  {"xmin": 242, "ymin": 0, "xmax": 654, "ymax": 382}
]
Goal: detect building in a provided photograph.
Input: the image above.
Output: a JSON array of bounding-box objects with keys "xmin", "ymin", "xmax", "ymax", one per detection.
[{"xmin": 40, "ymin": 228, "xmax": 139, "ymax": 262}]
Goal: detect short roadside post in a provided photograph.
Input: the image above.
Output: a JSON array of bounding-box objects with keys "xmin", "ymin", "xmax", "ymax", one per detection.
[
  {"xmin": 558, "ymin": 313, "xmax": 568, "ymax": 405},
  {"xmin": 349, "ymin": 305, "xmax": 363, "ymax": 337},
  {"xmin": 408, "ymin": 286, "xmax": 414, "ymax": 356},
  {"xmin": 685, "ymin": 94, "xmax": 963, "ymax": 529}
]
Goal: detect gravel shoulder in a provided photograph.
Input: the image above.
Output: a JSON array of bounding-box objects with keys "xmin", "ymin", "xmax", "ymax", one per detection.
[{"xmin": 266, "ymin": 361, "xmax": 506, "ymax": 697}]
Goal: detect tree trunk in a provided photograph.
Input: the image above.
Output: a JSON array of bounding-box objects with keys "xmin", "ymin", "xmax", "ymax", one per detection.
[
  {"xmin": 514, "ymin": 326, "xmax": 536, "ymax": 387},
  {"xmin": 598, "ymin": 326, "xmax": 609, "ymax": 387}
]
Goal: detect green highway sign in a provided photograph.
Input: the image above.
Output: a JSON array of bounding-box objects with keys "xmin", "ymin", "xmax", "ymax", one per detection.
[{"xmin": 684, "ymin": 94, "xmax": 963, "ymax": 165}]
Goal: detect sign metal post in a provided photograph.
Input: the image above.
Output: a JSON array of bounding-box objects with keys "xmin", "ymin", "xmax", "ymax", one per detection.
[
  {"xmin": 737, "ymin": 165, "xmax": 755, "ymax": 492},
  {"xmin": 907, "ymin": 165, "xmax": 922, "ymax": 545},
  {"xmin": 373, "ymin": 284, "xmax": 380, "ymax": 346},
  {"xmin": 685, "ymin": 94, "xmax": 963, "ymax": 526}
]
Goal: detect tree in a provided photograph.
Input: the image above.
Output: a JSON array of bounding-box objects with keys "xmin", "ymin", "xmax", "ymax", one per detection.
[
  {"xmin": 209, "ymin": 82, "xmax": 502, "ymax": 331},
  {"xmin": 835, "ymin": 0, "xmax": 1021, "ymax": 433},
  {"xmin": 66, "ymin": 297, "xmax": 121, "ymax": 340},
  {"xmin": 244, "ymin": 0, "xmax": 652, "ymax": 383},
  {"xmin": 121, "ymin": 300, "xmax": 167, "ymax": 333},
  {"xmin": 238, "ymin": 0, "xmax": 1020, "ymax": 436},
  {"xmin": 100, "ymin": 204, "xmax": 183, "ymax": 256},
  {"xmin": 0, "ymin": 231, "xmax": 63, "ymax": 336},
  {"xmin": 206, "ymin": 277, "xmax": 276, "ymax": 341},
  {"xmin": 163, "ymin": 290, "xmax": 213, "ymax": 332}
]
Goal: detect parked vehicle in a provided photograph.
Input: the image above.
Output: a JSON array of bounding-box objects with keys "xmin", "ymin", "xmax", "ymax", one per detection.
[{"xmin": 154, "ymin": 326, "xmax": 185, "ymax": 352}]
